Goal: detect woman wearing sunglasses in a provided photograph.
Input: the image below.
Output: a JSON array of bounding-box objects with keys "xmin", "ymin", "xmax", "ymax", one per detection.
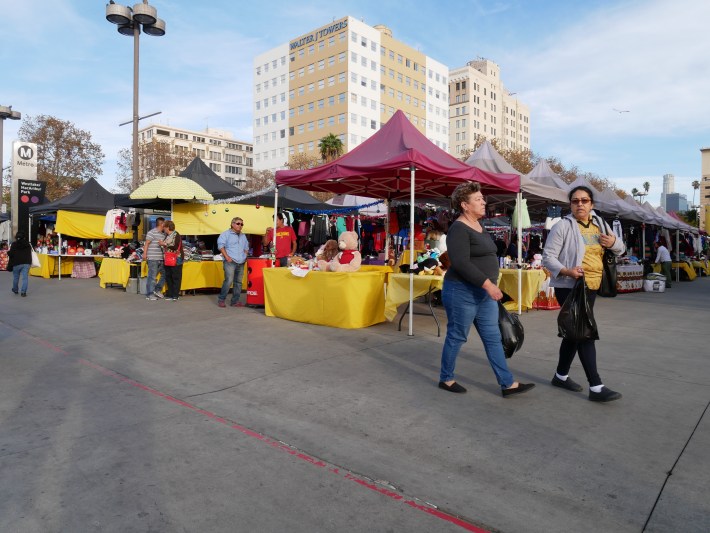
[{"xmin": 542, "ymin": 186, "xmax": 626, "ymax": 402}]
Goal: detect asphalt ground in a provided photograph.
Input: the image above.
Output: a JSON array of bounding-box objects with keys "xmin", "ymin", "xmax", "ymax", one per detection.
[{"xmin": 1, "ymin": 271, "xmax": 709, "ymax": 533}]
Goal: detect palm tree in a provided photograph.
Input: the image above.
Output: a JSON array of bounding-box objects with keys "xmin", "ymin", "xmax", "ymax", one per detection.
[
  {"xmin": 692, "ymin": 179, "xmax": 700, "ymax": 206},
  {"xmin": 318, "ymin": 133, "xmax": 344, "ymax": 163},
  {"xmin": 631, "ymin": 187, "xmax": 640, "ymax": 199},
  {"xmin": 643, "ymin": 181, "xmax": 650, "ymax": 195}
]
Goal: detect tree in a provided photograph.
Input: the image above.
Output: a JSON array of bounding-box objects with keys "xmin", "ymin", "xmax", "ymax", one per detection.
[
  {"xmin": 114, "ymin": 138, "xmax": 193, "ymax": 193},
  {"xmin": 691, "ymin": 179, "xmax": 700, "ymax": 206},
  {"xmin": 244, "ymin": 169, "xmax": 274, "ymax": 192},
  {"xmin": 285, "ymin": 152, "xmax": 333, "ymax": 201},
  {"xmin": 17, "ymin": 115, "xmax": 105, "ymax": 201},
  {"xmin": 318, "ymin": 133, "xmax": 344, "ymax": 162}
]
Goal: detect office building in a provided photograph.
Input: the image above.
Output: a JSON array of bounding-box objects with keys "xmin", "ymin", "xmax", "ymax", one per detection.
[
  {"xmin": 665, "ymin": 192, "xmax": 688, "ymax": 213},
  {"xmin": 448, "ymin": 59, "xmax": 531, "ymax": 157},
  {"xmin": 138, "ymin": 124, "xmax": 253, "ymax": 187},
  {"xmin": 661, "ymin": 173, "xmax": 674, "ymax": 211},
  {"xmin": 252, "ymin": 17, "xmax": 450, "ymax": 172}
]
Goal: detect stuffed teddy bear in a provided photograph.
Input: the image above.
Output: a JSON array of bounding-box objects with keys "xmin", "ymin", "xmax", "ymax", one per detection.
[
  {"xmin": 326, "ymin": 231, "xmax": 362, "ymax": 272},
  {"xmin": 316, "ymin": 239, "xmax": 340, "ymax": 271}
]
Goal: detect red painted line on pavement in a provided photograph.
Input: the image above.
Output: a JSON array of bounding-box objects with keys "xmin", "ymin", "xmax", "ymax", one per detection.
[{"xmin": 16, "ymin": 328, "xmax": 490, "ymax": 533}]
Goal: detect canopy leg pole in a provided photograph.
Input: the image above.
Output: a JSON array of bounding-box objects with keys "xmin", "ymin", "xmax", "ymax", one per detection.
[
  {"xmin": 408, "ymin": 165, "xmax": 415, "ymax": 336},
  {"xmin": 58, "ymin": 232, "xmax": 62, "ymax": 280},
  {"xmin": 676, "ymin": 229, "xmax": 680, "ymax": 282},
  {"xmin": 517, "ymin": 191, "xmax": 523, "ymax": 315},
  {"xmin": 384, "ymin": 199, "xmax": 390, "ymax": 296},
  {"xmin": 641, "ymin": 223, "xmax": 645, "ymax": 263},
  {"xmin": 271, "ymin": 187, "xmax": 279, "ymax": 268}
]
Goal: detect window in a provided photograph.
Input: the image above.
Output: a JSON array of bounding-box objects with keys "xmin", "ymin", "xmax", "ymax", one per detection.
[
  {"xmin": 328, "ymin": 76, "xmax": 335, "ymax": 87},
  {"xmin": 361, "ymin": 36, "xmax": 367, "ymax": 47},
  {"xmin": 371, "ymin": 120, "xmax": 377, "ymax": 130},
  {"xmin": 318, "ymin": 59, "xmax": 325, "ymax": 70},
  {"xmin": 351, "ymin": 51, "xmax": 358, "ymax": 63}
]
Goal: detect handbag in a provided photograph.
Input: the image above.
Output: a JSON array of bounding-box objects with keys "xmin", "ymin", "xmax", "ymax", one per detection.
[
  {"xmin": 557, "ymin": 278, "xmax": 599, "ymax": 342},
  {"xmin": 498, "ymin": 300, "xmax": 525, "ymax": 358},
  {"xmin": 597, "ymin": 217, "xmax": 617, "ymax": 297},
  {"xmin": 164, "ymin": 241, "xmax": 181, "ymax": 267},
  {"xmin": 31, "ymin": 249, "xmax": 41, "ymax": 269}
]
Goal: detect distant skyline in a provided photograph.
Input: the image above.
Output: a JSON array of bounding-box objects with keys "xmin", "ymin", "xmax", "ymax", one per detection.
[{"xmin": 2, "ymin": 0, "xmax": 709, "ymax": 208}]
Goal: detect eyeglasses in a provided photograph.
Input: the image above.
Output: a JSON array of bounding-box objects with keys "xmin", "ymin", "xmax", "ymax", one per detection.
[
  {"xmin": 571, "ymin": 198, "xmax": 591, "ymax": 205},
  {"xmin": 233, "ymin": 222, "xmax": 244, "ymax": 226}
]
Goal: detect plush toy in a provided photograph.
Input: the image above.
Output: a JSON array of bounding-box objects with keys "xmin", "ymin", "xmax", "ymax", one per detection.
[
  {"xmin": 531, "ymin": 253, "xmax": 543, "ymax": 269},
  {"xmin": 327, "ymin": 231, "xmax": 362, "ymax": 272},
  {"xmin": 316, "ymin": 239, "xmax": 340, "ymax": 271}
]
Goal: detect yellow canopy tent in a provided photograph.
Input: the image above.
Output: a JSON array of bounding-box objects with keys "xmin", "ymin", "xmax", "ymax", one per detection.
[
  {"xmin": 171, "ymin": 203, "xmax": 275, "ymax": 236},
  {"xmin": 55, "ymin": 210, "xmax": 137, "ymax": 240}
]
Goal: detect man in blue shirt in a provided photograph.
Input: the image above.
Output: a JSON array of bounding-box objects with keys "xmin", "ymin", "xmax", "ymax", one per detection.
[{"xmin": 217, "ymin": 217, "xmax": 250, "ymax": 308}]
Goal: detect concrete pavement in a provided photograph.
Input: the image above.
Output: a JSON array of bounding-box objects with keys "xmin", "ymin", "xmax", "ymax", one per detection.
[{"xmin": 1, "ymin": 271, "xmax": 709, "ymax": 532}]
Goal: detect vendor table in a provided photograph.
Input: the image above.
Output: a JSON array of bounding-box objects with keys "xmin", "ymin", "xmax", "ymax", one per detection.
[
  {"xmin": 99, "ymin": 259, "xmax": 247, "ymax": 292},
  {"xmin": 652, "ymin": 262, "xmax": 697, "ymax": 281},
  {"xmin": 30, "ymin": 253, "xmax": 96, "ymax": 279},
  {"xmin": 692, "ymin": 260, "xmax": 708, "ymax": 276},
  {"xmin": 384, "ymin": 273, "xmax": 443, "ymax": 336},
  {"xmin": 497, "ymin": 269, "xmax": 547, "ymax": 312},
  {"xmin": 616, "ymin": 264, "xmax": 644, "ymax": 293},
  {"xmin": 263, "ymin": 269, "xmax": 387, "ymax": 329}
]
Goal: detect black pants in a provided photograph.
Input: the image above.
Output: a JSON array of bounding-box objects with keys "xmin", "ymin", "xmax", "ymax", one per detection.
[
  {"xmin": 164, "ymin": 265, "xmax": 183, "ymax": 299},
  {"xmin": 555, "ymin": 287, "xmax": 602, "ymax": 386}
]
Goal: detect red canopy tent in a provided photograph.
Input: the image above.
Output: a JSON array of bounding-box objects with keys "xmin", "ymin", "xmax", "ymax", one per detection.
[{"xmin": 274, "ymin": 110, "xmax": 521, "ymax": 334}]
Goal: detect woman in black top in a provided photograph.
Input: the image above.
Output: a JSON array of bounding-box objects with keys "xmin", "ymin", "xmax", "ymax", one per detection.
[
  {"xmin": 9, "ymin": 231, "xmax": 33, "ymax": 297},
  {"xmin": 438, "ymin": 182, "xmax": 534, "ymax": 397}
]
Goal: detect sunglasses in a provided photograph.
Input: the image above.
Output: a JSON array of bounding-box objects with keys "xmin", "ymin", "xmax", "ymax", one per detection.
[
  {"xmin": 571, "ymin": 198, "xmax": 591, "ymax": 205},
  {"xmin": 233, "ymin": 222, "xmax": 244, "ymax": 226}
]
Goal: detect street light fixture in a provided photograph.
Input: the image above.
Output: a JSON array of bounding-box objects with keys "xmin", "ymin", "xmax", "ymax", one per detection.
[
  {"xmin": 105, "ymin": 1, "xmax": 165, "ymax": 191},
  {"xmin": 0, "ymin": 105, "xmax": 22, "ymax": 213}
]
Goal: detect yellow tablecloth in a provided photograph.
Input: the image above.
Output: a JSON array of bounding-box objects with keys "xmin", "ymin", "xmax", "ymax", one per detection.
[
  {"xmin": 384, "ymin": 273, "xmax": 443, "ymax": 321},
  {"xmin": 263, "ymin": 269, "xmax": 386, "ymax": 329},
  {"xmin": 99, "ymin": 259, "xmax": 248, "ymax": 291},
  {"xmin": 652, "ymin": 262, "xmax": 696, "ymax": 281},
  {"xmin": 398, "ymin": 249, "xmax": 427, "ymax": 267},
  {"xmin": 692, "ymin": 260, "xmax": 708, "ymax": 275},
  {"xmin": 497, "ymin": 269, "xmax": 547, "ymax": 312},
  {"xmin": 30, "ymin": 254, "xmax": 79, "ymax": 278}
]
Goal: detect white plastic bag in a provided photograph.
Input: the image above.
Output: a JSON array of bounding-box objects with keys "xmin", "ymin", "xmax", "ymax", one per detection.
[{"xmin": 31, "ymin": 249, "xmax": 41, "ymax": 268}]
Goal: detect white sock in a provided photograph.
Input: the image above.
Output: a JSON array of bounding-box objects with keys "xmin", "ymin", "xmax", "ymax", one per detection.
[
  {"xmin": 555, "ymin": 373, "xmax": 568, "ymax": 381},
  {"xmin": 590, "ymin": 384, "xmax": 604, "ymax": 393}
]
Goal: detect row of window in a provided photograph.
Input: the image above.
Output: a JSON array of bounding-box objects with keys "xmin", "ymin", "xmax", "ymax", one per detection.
[
  {"xmin": 288, "ymin": 32, "xmax": 348, "ymax": 63},
  {"xmin": 288, "ymin": 72, "xmax": 347, "ymax": 99}
]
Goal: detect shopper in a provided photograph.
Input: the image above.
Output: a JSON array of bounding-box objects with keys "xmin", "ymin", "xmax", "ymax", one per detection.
[
  {"xmin": 654, "ymin": 238, "xmax": 672, "ymax": 288},
  {"xmin": 438, "ymin": 181, "xmax": 535, "ymax": 398},
  {"xmin": 542, "ymin": 185, "xmax": 626, "ymax": 402},
  {"xmin": 263, "ymin": 213, "xmax": 297, "ymax": 267},
  {"xmin": 217, "ymin": 217, "xmax": 250, "ymax": 308},
  {"xmin": 8, "ymin": 231, "xmax": 32, "ymax": 297},
  {"xmin": 144, "ymin": 217, "xmax": 167, "ymax": 300},
  {"xmin": 161, "ymin": 220, "xmax": 183, "ymax": 301}
]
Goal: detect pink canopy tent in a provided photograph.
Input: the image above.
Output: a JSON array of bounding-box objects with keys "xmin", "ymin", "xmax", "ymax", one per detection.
[{"xmin": 275, "ymin": 110, "xmax": 520, "ymax": 334}]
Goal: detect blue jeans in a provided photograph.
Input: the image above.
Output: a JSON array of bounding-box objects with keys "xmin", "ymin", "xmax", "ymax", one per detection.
[
  {"xmin": 219, "ymin": 260, "xmax": 245, "ymax": 304},
  {"xmin": 12, "ymin": 264, "xmax": 30, "ymax": 294},
  {"xmin": 146, "ymin": 260, "xmax": 165, "ymax": 296},
  {"xmin": 439, "ymin": 279, "xmax": 514, "ymax": 387}
]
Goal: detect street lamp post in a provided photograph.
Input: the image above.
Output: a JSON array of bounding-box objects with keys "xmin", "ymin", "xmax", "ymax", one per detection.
[
  {"xmin": 105, "ymin": 1, "xmax": 165, "ymax": 191},
  {"xmin": 0, "ymin": 105, "xmax": 22, "ymax": 213}
]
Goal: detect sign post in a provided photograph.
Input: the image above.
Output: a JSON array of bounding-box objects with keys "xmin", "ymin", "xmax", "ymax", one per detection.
[{"xmin": 10, "ymin": 141, "xmax": 38, "ymax": 239}]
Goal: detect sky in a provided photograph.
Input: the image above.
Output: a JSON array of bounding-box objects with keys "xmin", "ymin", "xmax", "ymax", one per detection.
[{"xmin": 2, "ymin": 0, "xmax": 709, "ymax": 207}]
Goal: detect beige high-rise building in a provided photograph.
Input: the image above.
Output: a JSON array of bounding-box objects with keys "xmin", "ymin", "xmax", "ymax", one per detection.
[
  {"xmin": 138, "ymin": 124, "xmax": 253, "ymax": 187},
  {"xmin": 700, "ymin": 147, "xmax": 710, "ymax": 231},
  {"xmin": 449, "ymin": 59, "xmax": 531, "ymax": 157},
  {"xmin": 252, "ymin": 17, "xmax": 450, "ymax": 172}
]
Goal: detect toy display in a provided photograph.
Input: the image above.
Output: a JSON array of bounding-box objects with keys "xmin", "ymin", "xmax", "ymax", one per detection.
[
  {"xmin": 324, "ymin": 231, "xmax": 362, "ymax": 272},
  {"xmin": 315, "ymin": 239, "xmax": 340, "ymax": 271}
]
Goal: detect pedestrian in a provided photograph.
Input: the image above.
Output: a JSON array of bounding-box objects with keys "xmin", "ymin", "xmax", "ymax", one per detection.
[
  {"xmin": 654, "ymin": 238, "xmax": 672, "ymax": 288},
  {"xmin": 161, "ymin": 220, "xmax": 183, "ymax": 301},
  {"xmin": 8, "ymin": 231, "xmax": 32, "ymax": 297},
  {"xmin": 438, "ymin": 181, "xmax": 535, "ymax": 397},
  {"xmin": 217, "ymin": 217, "xmax": 250, "ymax": 308},
  {"xmin": 263, "ymin": 212, "xmax": 297, "ymax": 267},
  {"xmin": 144, "ymin": 217, "xmax": 166, "ymax": 300},
  {"xmin": 542, "ymin": 185, "xmax": 626, "ymax": 402}
]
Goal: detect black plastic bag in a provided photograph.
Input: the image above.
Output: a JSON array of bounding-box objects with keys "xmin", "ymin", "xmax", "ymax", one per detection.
[
  {"xmin": 557, "ymin": 278, "xmax": 599, "ymax": 342},
  {"xmin": 498, "ymin": 300, "xmax": 524, "ymax": 358}
]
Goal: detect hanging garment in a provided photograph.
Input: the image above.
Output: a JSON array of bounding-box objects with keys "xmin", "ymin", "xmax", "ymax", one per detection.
[
  {"xmin": 512, "ymin": 199, "xmax": 531, "ymax": 229},
  {"xmin": 612, "ymin": 219, "xmax": 623, "ymax": 241}
]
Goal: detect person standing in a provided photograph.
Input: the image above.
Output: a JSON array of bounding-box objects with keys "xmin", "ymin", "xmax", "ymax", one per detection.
[
  {"xmin": 654, "ymin": 238, "xmax": 672, "ymax": 288},
  {"xmin": 144, "ymin": 217, "xmax": 166, "ymax": 301},
  {"xmin": 438, "ymin": 182, "xmax": 535, "ymax": 397},
  {"xmin": 161, "ymin": 220, "xmax": 183, "ymax": 301},
  {"xmin": 542, "ymin": 186, "xmax": 626, "ymax": 402},
  {"xmin": 263, "ymin": 213, "xmax": 297, "ymax": 267},
  {"xmin": 217, "ymin": 217, "xmax": 250, "ymax": 308},
  {"xmin": 8, "ymin": 231, "xmax": 32, "ymax": 297}
]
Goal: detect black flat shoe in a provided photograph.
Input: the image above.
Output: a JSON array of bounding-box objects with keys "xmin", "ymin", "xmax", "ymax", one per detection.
[
  {"xmin": 438, "ymin": 381, "xmax": 467, "ymax": 393},
  {"xmin": 589, "ymin": 386, "xmax": 622, "ymax": 402},
  {"xmin": 21, "ymin": 293, "xmax": 26, "ymax": 297},
  {"xmin": 12, "ymin": 289, "xmax": 18, "ymax": 294},
  {"xmin": 551, "ymin": 375, "xmax": 583, "ymax": 392},
  {"xmin": 501, "ymin": 382, "xmax": 535, "ymax": 397}
]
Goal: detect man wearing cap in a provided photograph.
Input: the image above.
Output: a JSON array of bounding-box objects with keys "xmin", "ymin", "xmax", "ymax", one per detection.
[{"xmin": 217, "ymin": 217, "xmax": 250, "ymax": 308}]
